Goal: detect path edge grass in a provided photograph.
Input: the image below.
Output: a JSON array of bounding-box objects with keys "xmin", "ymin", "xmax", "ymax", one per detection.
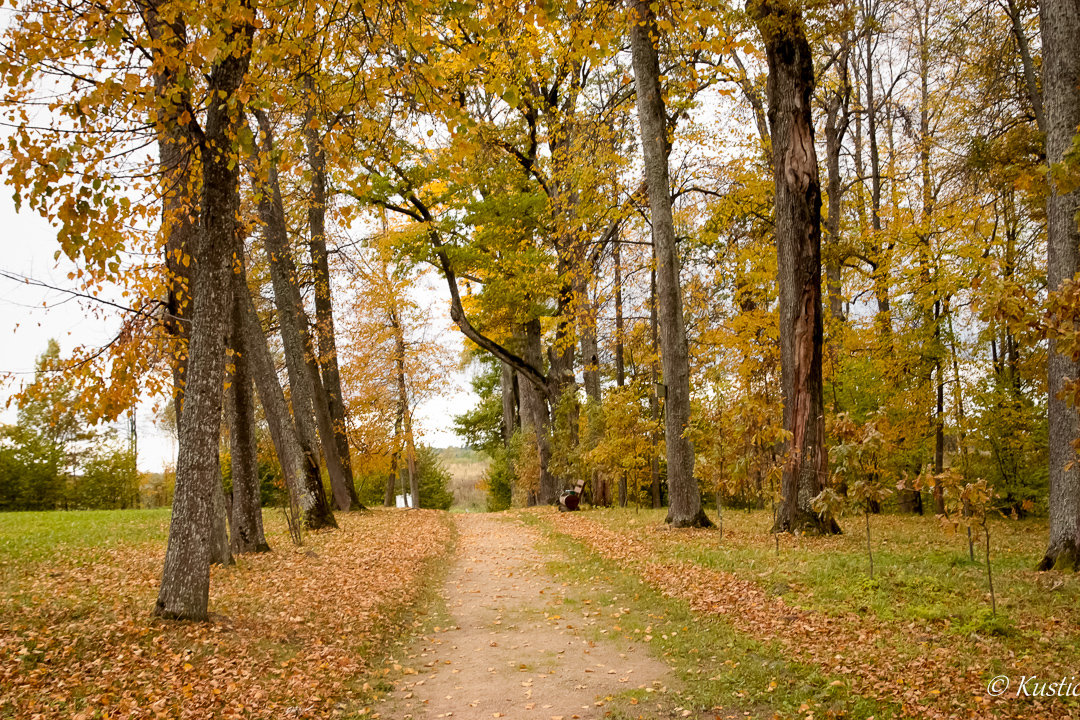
[{"xmin": 520, "ymin": 509, "xmax": 902, "ymax": 720}]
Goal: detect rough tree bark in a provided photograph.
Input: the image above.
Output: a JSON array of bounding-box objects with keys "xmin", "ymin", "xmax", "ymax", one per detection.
[
  {"xmin": 226, "ymin": 291, "xmax": 270, "ymax": 554},
  {"xmin": 236, "ymin": 268, "xmax": 336, "ymax": 530},
  {"xmin": 155, "ymin": 15, "xmax": 253, "ymax": 619},
  {"xmin": 751, "ymin": 0, "xmax": 840, "ymax": 535},
  {"xmin": 252, "ymin": 112, "xmax": 353, "ymax": 512},
  {"xmin": 304, "ymin": 105, "xmax": 360, "ymax": 508},
  {"xmin": 629, "ymin": 0, "xmax": 711, "ymax": 527},
  {"xmin": 1038, "ymin": 0, "xmax": 1080, "ymax": 572},
  {"xmin": 519, "ymin": 319, "xmax": 556, "ymax": 504}
]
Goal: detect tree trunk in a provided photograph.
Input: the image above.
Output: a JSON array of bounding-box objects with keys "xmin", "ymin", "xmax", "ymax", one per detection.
[
  {"xmin": 614, "ymin": 233, "xmax": 626, "ymax": 389},
  {"xmin": 390, "ymin": 304, "xmax": 419, "ymax": 509},
  {"xmin": 304, "ymin": 109, "xmax": 360, "ymax": 508},
  {"xmin": 823, "ymin": 49, "xmax": 848, "ymax": 324},
  {"xmin": 500, "ymin": 362, "xmax": 519, "ymax": 445},
  {"xmin": 389, "ymin": 389, "xmax": 403, "ymax": 507},
  {"xmin": 519, "ymin": 319, "xmax": 556, "ymax": 504},
  {"xmin": 252, "ymin": 111, "xmax": 353, "ymax": 512},
  {"xmin": 649, "ymin": 264, "xmax": 663, "ymax": 510},
  {"xmin": 386, "ymin": 431, "xmax": 399, "ymax": 507},
  {"xmin": 1038, "ymin": 0, "xmax": 1080, "ymax": 572},
  {"xmin": 208, "ymin": 469, "xmax": 232, "ymax": 566},
  {"xmin": 752, "ymin": 0, "xmax": 839, "ymax": 535},
  {"xmin": 1005, "ymin": 0, "xmax": 1046, "ymax": 133},
  {"xmin": 614, "ymin": 236, "xmax": 627, "ymax": 507},
  {"xmin": 155, "ymin": 24, "xmax": 252, "ymax": 620},
  {"xmin": 236, "ymin": 267, "xmax": 336, "ymax": 530},
  {"xmin": 226, "ymin": 294, "xmax": 270, "ymax": 554},
  {"xmin": 862, "ymin": 10, "xmax": 891, "ymax": 345},
  {"xmin": 629, "ymin": 0, "xmax": 711, "ymax": 527},
  {"xmin": 581, "ymin": 281, "xmax": 606, "ymax": 505},
  {"xmin": 146, "ymin": 0, "xmax": 195, "ymax": 428}
]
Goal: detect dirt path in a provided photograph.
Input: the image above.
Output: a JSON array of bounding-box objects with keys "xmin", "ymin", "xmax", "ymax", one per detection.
[{"xmin": 379, "ymin": 513, "xmax": 675, "ymax": 720}]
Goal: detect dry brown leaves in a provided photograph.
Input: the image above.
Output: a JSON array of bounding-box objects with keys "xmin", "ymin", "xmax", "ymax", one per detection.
[
  {"xmin": 0, "ymin": 508, "xmax": 452, "ymax": 719},
  {"xmin": 547, "ymin": 510, "xmax": 1074, "ymax": 720}
]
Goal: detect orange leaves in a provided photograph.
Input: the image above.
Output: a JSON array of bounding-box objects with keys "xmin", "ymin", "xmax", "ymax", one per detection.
[{"xmin": 1, "ymin": 509, "xmax": 454, "ymax": 719}]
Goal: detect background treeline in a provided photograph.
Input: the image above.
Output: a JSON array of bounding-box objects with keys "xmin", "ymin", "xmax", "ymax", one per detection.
[
  {"xmin": 441, "ymin": 0, "xmax": 1053, "ymax": 524},
  {"xmin": 1, "ymin": 340, "xmax": 146, "ymax": 511}
]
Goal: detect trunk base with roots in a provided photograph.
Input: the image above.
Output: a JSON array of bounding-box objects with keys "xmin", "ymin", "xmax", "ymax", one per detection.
[
  {"xmin": 1038, "ymin": 542, "xmax": 1079, "ymax": 572},
  {"xmin": 666, "ymin": 507, "xmax": 716, "ymax": 529},
  {"xmin": 772, "ymin": 511, "xmax": 842, "ymax": 536}
]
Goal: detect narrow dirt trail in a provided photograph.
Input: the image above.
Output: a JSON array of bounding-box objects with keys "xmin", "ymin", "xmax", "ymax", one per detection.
[{"xmin": 379, "ymin": 513, "xmax": 674, "ymax": 720}]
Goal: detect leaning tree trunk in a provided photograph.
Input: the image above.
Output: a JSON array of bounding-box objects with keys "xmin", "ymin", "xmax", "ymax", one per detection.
[
  {"xmin": 1039, "ymin": 0, "xmax": 1080, "ymax": 571},
  {"xmin": 251, "ymin": 112, "xmax": 353, "ymax": 512},
  {"xmin": 155, "ymin": 25, "xmax": 252, "ymax": 620},
  {"xmin": 304, "ymin": 114, "xmax": 360, "ymax": 508},
  {"xmin": 227, "ymin": 293, "xmax": 270, "ymax": 554},
  {"xmin": 752, "ymin": 0, "xmax": 840, "ymax": 535},
  {"xmin": 629, "ymin": 0, "xmax": 711, "ymax": 527},
  {"xmin": 236, "ymin": 267, "xmax": 336, "ymax": 530}
]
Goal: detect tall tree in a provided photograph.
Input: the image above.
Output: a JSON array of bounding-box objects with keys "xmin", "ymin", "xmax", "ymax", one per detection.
[
  {"xmin": 226, "ymin": 292, "xmax": 270, "ymax": 554},
  {"xmin": 304, "ymin": 92, "xmax": 360, "ymax": 508},
  {"xmin": 155, "ymin": 3, "xmax": 255, "ymax": 620},
  {"xmin": 251, "ymin": 111, "xmax": 354, "ymax": 513},
  {"xmin": 1038, "ymin": 0, "xmax": 1080, "ymax": 571},
  {"xmin": 751, "ymin": 0, "xmax": 840, "ymax": 534},
  {"xmin": 629, "ymin": 0, "xmax": 712, "ymax": 527}
]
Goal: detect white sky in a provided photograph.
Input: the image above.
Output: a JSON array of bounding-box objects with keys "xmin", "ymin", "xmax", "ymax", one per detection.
[{"xmin": 0, "ymin": 191, "xmax": 476, "ymax": 472}]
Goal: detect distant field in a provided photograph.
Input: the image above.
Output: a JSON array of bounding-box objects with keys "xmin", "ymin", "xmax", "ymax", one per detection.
[{"xmin": 435, "ymin": 447, "xmax": 490, "ymax": 511}]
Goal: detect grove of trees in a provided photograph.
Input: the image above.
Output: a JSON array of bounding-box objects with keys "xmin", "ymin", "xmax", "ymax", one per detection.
[{"xmin": 2, "ymin": 0, "xmax": 1080, "ymax": 619}]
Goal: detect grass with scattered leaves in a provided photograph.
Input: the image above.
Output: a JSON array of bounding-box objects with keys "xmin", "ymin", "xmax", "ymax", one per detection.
[
  {"xmin": 522, "ymin": 509, "xmax": 899, "ymax": 720},
  {"xmin": 538, "ymin": 506, "xmax": 1080, "ymax": 719},
  {"xmin": 0, "ymin": 507, "xmax": 454, "ymax": 719}
]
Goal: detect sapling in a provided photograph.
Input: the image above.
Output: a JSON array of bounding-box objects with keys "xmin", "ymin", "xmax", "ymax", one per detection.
[
  {"xmin": 941, "ymin": 474, "xmax": 997, "ymax": 614},
  {"xmin": 823, "ymin": 414, "xmax": 889, "ymax": 578}
]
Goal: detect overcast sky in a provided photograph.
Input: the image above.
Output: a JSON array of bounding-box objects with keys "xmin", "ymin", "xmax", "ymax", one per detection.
[{"xmin": 0, "ymin": 192, "xmax": 476, "ymax": 472}]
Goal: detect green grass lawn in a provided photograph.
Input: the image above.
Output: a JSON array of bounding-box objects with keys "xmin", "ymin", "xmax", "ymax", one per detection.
[
  {"xmin": 0, "ymin": 507, "xmax": 171, "ymax": 574},
  {"xmin": 538, "ymin": 505, "xmax": 1080, "ymax": 718},
  {"xmin": 582, "ymin": 506, "xmax": 1079, "ymax": 636}
]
